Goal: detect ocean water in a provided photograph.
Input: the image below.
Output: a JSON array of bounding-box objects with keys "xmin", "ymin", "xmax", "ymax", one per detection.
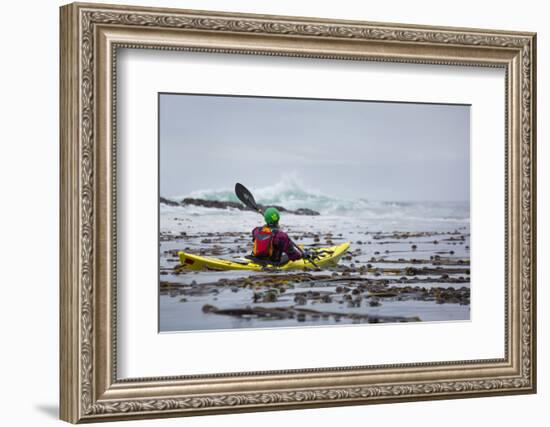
[{"xmin": 168, "ymin": 176, "xmax": 469, "ymax": 232}]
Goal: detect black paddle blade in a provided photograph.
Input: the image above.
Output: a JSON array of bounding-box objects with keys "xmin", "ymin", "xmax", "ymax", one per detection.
[{"xmin": 235, "ymin": 183, "xmax": 261, "ymax": 213}]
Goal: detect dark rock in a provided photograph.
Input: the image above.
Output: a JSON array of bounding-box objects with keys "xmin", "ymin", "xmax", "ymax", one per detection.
[
  {"xmin": 180, "ymin": 198, "xmax": 320, "ymax": 216},
  {"xmin": 405, "ymin": 267, "xmax": 419, "ymax": 276},
  {"xmin": 181, "ymin": 198, "xmax": 243, "ymax": 210},
  {"xmin": 160, "ymin": 197, "xmax": 179, "ymax": 206},
  {"xmin": 369, "ymin": 298, "xmax": 381, "ymax": 307},
  {"xmin": 202, "ymin": 304, "xmax": 216, "ymax": 313},
  {"xmin": 293, "ymin": 208, "xmax": 320, "ymax": 216},
  {"xmin": 321, "ymin": 294, "xmax": 332, "ymax": 303},
  {"xmin": 294, "ymin": 295, "xmax": 307, "ymax": 305},
  {"xmin": 262, "ymin": 291, "xmax": 278, "ymax": 303}
]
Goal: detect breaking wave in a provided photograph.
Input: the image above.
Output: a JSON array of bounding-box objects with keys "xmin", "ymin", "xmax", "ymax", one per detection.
[{"xmin": 181, "ymin": 175, "xmax": 469, "ymax": 222}]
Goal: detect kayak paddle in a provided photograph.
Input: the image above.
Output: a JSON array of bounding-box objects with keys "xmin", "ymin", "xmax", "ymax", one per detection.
[
  {"xmin": 235, "ymin": 182, "xmax": 262, "ymax": 213},
  {"xmin": 234, "ymin": 183, "xmax": 319, "ymax": 270}
]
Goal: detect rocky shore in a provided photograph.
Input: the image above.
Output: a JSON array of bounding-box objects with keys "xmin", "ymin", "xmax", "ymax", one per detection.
[
  {"xmin": 161, "ymin": 270, "xmax": 469, "ymax": 324},
  {"xmin": 160, "ymin": 196, "xmax": 320, "ymax": 216},
  {"xmin": 159, "ymin": 216, "xmax": 471, "ymax": 331}
]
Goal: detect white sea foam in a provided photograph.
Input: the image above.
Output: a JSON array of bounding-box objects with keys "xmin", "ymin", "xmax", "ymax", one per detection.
[{"xmin": 167, "ymin": 175, "xmax": 469, "ymax": 225}]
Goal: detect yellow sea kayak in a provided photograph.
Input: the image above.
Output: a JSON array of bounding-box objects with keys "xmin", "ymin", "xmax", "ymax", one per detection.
[{"xmin": 177, "ymin": 242, "xmax": 350, "ymax": 271}]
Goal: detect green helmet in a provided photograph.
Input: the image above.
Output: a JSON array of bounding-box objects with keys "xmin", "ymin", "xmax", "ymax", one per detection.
[{"xmin": 263, "ymin": 207, "xmax": 280, "ymax": 225}]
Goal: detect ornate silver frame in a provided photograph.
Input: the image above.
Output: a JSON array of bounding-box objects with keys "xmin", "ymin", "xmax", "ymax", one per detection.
[{"xmin": 60, "ymin": 2, "xmax": 537, "ymax": 423}]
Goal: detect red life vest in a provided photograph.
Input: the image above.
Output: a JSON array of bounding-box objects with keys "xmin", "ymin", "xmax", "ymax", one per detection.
[{"xmin": 253, "ymin": 226, "xmax": 275, "ymax": 258}]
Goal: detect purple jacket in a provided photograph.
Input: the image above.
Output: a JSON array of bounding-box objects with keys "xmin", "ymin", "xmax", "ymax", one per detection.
[{"xmin": 252, "ymin": 226, "xmax": 302, "ymax": 261}]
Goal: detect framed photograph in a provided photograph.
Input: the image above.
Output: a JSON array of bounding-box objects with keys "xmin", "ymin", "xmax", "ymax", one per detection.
[{"xmin": 60, "ymin": 2, "xmax": 537, "ymax": 423}]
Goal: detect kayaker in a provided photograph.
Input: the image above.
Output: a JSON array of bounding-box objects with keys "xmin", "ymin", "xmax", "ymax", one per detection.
[{"xmin": 250, "ymin": 207, "xmax": 303, "ymax": 266}]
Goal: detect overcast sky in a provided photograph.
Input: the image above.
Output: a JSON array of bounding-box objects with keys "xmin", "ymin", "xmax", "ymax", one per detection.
[{"xmin": 159, "ymin": 93, "xmax": 469, "ymax": 202}]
